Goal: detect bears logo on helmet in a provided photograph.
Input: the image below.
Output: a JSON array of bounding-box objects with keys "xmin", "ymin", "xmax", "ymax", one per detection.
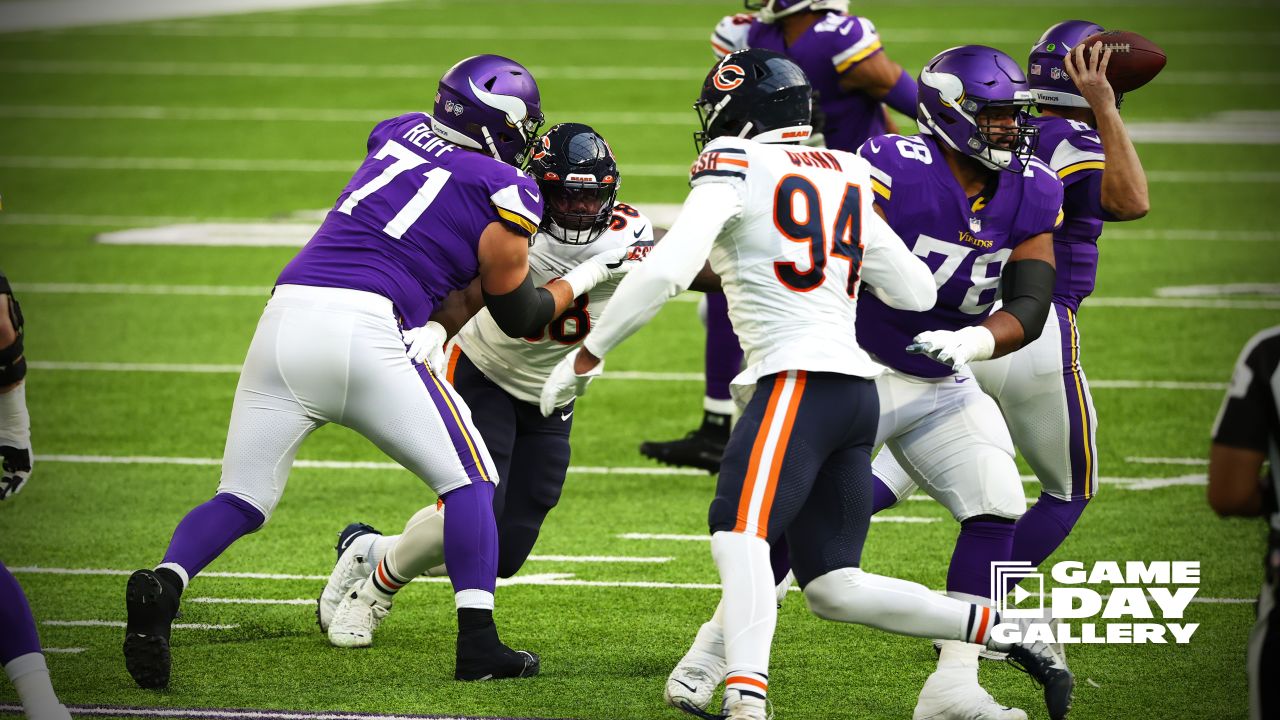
[{"xmin": 713, "ymin": 63, "xmax": 746, "ymax": 91}]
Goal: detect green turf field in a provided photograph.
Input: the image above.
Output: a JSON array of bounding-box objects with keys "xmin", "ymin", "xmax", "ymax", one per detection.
[{"xmin": 1, "ymin": 0, "xmax": 1279, "ymax": 718}]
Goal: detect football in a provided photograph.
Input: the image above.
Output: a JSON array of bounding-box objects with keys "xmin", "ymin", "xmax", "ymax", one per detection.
[{"xmin": 1082, "ymin": 30, "xmax": 1167, "ymax": 93}]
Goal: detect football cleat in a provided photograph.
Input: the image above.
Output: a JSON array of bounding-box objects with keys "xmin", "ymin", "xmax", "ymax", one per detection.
[
  {"xmin": 913, "ymin": 668, "xmax": 1028, "ymax": 720},
  {"xmin": 934, "ymin": 638, "xmax": 1008, "ymax": 662},
  {"xmin": 455, "ymin": 612, "xmax": 540, "ymax": 681},
  {"xmin": 665, "ymin": 662, "xmax": 725, "ymax": 715},
  {"xmin": 327, "ymin": 579, "xmax": 391, "ymax": 648},
  {"xmin": 724, "ymin": 694, "xmax": 769, "ymax": 720},
  {"xmin": 316, "ymin": 522, "xmax": 381, "ymax": 632},
  {"xmin": 639, "ymin": 419, "xmax": 729, "ymax": 474},
  {"xmin": 1004, "ymin": 618, "xmax": 1075, "ymax": 720},
  {"xmin": 122, "ymin": 569, "xmax": 180, "ymax": 689}
]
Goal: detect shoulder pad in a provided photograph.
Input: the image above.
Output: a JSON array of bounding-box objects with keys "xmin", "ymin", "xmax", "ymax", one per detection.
[
  {"xmin": 824, "ymin": 16, "xmax": 882, "ymax": 72},
  {"xmin": 690, "ymin": 139, "xmax": 751, "ymax": 187}
]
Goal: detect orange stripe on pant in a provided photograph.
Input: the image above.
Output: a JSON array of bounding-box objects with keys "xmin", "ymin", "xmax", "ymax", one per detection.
[
  {"xmin": 754, "ymin": 371, "xmax": 806, "ymax": 537},
  {"xmin": 733, "ymin": 370, "xmax": 807, "ymax": 539}
]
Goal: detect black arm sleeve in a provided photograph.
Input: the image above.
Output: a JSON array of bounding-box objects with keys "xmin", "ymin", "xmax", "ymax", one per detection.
[
  {"xmin": 482, "ymin": 272, "xmax": 557, "ymax": 339},
  {"xmin": 999, "ymin": 259, "xmax": 1055, "ymax": 347}
]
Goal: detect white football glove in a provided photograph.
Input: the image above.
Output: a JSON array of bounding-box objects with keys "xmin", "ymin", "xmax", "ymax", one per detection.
[
  {"xmin": 540, "ymin": 351, "xmax": 604, "ymax": 417},
  {"xmin": 906, "ymin": 326, "xmax": 996, "ymax": 370},
  {"xmin": 561, "ymin": 244, "xmax": 637, "ymax": 297},
  {"xmin": 0, "ymin": 444, "xmax": 32, "ymax": 501},
  {"xmin": 402, "ymin": 321, "xmax": 447, "ymax": 375}
]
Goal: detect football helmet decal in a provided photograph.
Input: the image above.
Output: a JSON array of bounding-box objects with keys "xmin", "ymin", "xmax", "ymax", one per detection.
[
  {"xmin": 694, "ymin": 48, "xmax": 813, "ymax": 151},
  {"xmin": 1028, "ymin": 20, "xmax": 1109, "ymax": 108},
  {"xmin": 526, "ymin": 123, "xmax": 620, "ymax": 245},
  {"xmin": 431, "ymin": 54, "xmax": 545, "ymax": 167},
  {"xmin": 917, "ymin": 45, "xmax": 1039, "ymax": 173}
]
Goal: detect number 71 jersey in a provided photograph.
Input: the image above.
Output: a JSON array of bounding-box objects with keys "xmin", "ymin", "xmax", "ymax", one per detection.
[
  {"xmin": 854, "ymin": 133, "xmax": 1064, "ymax": 378},
  {"xmin": 693, "ymin": 136, "xmax": 910, "ymax": 387}
]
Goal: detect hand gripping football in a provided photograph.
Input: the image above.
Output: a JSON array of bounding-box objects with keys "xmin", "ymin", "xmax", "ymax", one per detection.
[{"xmin": 1083, "ymin": 30, "xmax": 1167, "ymax": 93}]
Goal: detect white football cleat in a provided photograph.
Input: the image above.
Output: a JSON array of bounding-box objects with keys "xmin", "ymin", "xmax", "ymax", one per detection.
[
  {"xmin": 913, "ymin": 668, "xmax": 1028, "ymax": 720},
  {"xmin": 327, "ymin": 579, "xmax": 391, "ymax": 648},
  {"xmin": 664, "ymin": 642, "xmax": 728, "ymax": 714},
  {"xmin": 317, "ymin": 522, "xmax": 381, "ymax": 632},
  {"xmin": 722, "ymin": 690, "xmax": 770, "ymax": 720}
]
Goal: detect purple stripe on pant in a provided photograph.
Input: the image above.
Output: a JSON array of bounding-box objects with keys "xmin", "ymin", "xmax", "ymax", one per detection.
[
  {"xmin": 414, "ymin": 364, "xmax": 491, "ymax": 485},
  {"xmin": 1057, "ymin": 304, "xmax": 1097, "ymax": 501}
]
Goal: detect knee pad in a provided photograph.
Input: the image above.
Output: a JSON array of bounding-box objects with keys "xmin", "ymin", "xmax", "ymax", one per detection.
[
  {"xmin": 803, "ymin": 567, "xmax": 866, "ymax": 622},
  {"xmin": 0, "ymin": 286, "xmax": 25, "ymax": 387}
]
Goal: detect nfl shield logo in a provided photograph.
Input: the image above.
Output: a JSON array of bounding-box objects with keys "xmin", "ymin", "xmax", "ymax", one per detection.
[{"xmin": 969, "ymin": 217, "xmax": 982, "ymax": 233}]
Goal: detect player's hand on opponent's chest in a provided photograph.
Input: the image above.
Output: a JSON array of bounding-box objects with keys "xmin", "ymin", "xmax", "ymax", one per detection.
[
  {"xmin": 402, "ymin": 320, "xmax": 448, "ymax": 376},
  {"xmin": 907, "ymin": 326, "xmax": 996, "ymax": 370}
]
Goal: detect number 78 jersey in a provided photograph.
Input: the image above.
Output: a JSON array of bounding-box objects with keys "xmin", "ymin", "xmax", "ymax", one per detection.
[
  {"xmin": 693, "ymin": 136, "xmax": 924, "ymax": 388},
  {"xmin": 854, "ymin": 133, "xmax": 1064, "ymax": 378}
]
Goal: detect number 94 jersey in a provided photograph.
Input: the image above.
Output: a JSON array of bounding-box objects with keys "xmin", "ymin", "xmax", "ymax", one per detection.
[
  {"xmin": 453, "ymin": 203, "xmax": 655, "ymax": 405},
  {"xmin": 855, "ymin": 133, "xmax": 1064, "ymax": 378},
  {"xmin": 693, "ymin": 136, "xmax": 914, "ymax": 389}
]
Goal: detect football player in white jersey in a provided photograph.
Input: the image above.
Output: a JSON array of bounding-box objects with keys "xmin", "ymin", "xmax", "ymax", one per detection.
[
  {"xmin": 316, "ymin": 123, "xmax": 657, "ymax": 648},
  {"xmin": 541, "ymin": 50, "xmax": 1070, "ymax": 720}
]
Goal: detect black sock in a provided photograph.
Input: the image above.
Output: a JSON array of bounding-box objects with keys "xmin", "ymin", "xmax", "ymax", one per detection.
[
  {"xmin": 701, "ymin": 410, "xmax": 731, "ymax": 438},
  {"xmin": 458, "ymin": 607, "xmax": 495, "ymax": 633},
  {"xmin": 154, "ymin": 567, "xmax": 185, "ymax": 599}
]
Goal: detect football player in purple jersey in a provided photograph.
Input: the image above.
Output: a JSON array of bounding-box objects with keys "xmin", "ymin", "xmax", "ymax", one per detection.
[
  {"xmin": 0, "ymin": 274, "xmax": 72, "ymax": 720},
  {"xmin": 873, "ymin": 21, "xmax": 1152, "ymax": 650},
  {"xmin": 641, "ymin": 0, "xmax": 921, "ymax": 474},
  {"xmin": 121, "ymin": 55, "xmax": 633, "ymax": 689},
  {"xmin": 854, "ymin": 46, "xmax": 1071, "ymax": 720}
]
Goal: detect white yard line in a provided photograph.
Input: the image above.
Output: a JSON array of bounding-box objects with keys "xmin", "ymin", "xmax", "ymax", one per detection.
[
  {"xmin": 1156, "ymin": 283, "xmax": 1280, "ymax": 298},
  {"xmin": 60, "ymin": 22, "xmax": 1280, "ymax": 46},
  {"xmin": 1085, "ymin": 298, "xmax": 1280, "ymax": 311},
  {"xmin": 0, "ymin": 0, "xmax": 398, "ymax": 34},
  {"xmin": 1, "ymin": 60, "xmax": 1272, "ymax": 86},
  {"xmin": 13, "ymin": 283, "xmax": 270, "ymax": 297},
  {"xmin": 33, "ymin": 452, "xmax": 710, "ymax": 476},
  {"xmin": 43, "ymin": 648, "xmax": 86, "ymax": 654},
  {"xmin": 1126, "ymin": 456, "xmax": 1208, "ymax": 466},
  {"xmin": 27, "ymin": 364, "xmax": 1235, "ymax": 389},
  {"xmin": 42, "ymin": 620, "xmax": 237, "ymax": 630},
  {"xmin": 0, "ymin": 213, "xmax": 274, "ymax": 227},
  {"xmin": 4, "ymin": 105, "xmax": 1278, "ymax": 144}
]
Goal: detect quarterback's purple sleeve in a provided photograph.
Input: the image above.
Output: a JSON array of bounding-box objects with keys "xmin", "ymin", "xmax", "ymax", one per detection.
[{"xmin": 826, "ymin": 16, "xmax": 884, "ymax": 74}]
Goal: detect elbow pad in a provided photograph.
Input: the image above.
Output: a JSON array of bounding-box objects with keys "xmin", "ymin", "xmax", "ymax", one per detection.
[
  {"xmin": 482, "ymin": 273, "xmax": 556, "ymax": 339},
  {"xmin": 999, "ymin": 259, "xmax": 1056, "ymax": 346}
]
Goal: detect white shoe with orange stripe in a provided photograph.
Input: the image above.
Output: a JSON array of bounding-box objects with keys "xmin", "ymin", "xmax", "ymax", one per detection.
[
  {"xmin": 913, "ymin": 668, "xmax": 1028, "ymax": 720},
  {"xmin": 328, "ymin": 579, "xmax": 392, "ymax": 648}
]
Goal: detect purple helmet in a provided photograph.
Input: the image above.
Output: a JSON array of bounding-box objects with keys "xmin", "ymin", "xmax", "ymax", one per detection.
[
  {"xmin": 743, "ymin": 0, "xmax": 848, "ymax": 23},
  {"xmin": 1028, "ymin": 20, "xmax": 1107, "ymax": 108},
  {"xmin": 917, "ymin": 45, "xmax": 1038, "ymax": 173},
  {"xmin": 431, "ymin": 54, "xmax": 544, "ymax": 167}
]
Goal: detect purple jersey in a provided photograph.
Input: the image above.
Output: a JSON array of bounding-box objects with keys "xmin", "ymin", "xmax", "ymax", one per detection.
[
  {"xmin": 277, "ymin": 112, "xmax": 543, "ymax": 328},
  {"xmin": 711, "ymin": 12, "xmax": 887, "ymax": 153},
  {"xmin": 1028, "ymin": 114, "xmax": 1113, "ymax": 310},
  {"xmin": 855, "ymin": 133, "xmax": 1064, "ymax": 377}
]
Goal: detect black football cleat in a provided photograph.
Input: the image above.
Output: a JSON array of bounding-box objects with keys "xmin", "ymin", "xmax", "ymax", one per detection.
[
  {"xmin": 639, "ymin": 414, "xmax": 730, "ymax": 474},
  {"xmin": 454, "ymin": 608, "xmax": 539, "ymax": 681},
  {"xmin": 1006, "ymin": 641, "xmax": 1074, "ymax": 720},
  {"xmin": 123, "ymin": 569, "xmax": 181, "ymax": 689}
]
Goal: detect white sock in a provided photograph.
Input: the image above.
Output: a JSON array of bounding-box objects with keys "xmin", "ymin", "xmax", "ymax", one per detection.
[
  {"xmin": 703, "ymin": 396, "xmax": 736, "ymax": 417},
  {"xmin": 154, "ymin": 562, "xmax": 189, "ymax": 591},
  {"xmin": 937, "ymin": 591, "xmax": 989, "ymax": 670},
  {"xmin": 5, "ymin": 653, "xmax": 65, "ymax": 718},
  {"xmin": 804, "ymin": 567, "xmax": 982, "ymax": 642},
  {"xmin": 711, "ymin": 531, "xmax": 774, "ymax": 701},
  {"xmin": 681, "ymin": 601, "xmax": 726, "ymax": 668},
  {"xmin": 365, "ymin": 533, "xmax": 398, "ymax": 570},
  {"xmin": 0, "ymin": 382, "xmax": 31, "ymax": 446},
  {"xmin": 383, "ymin": 503, "xmax": 446, "ymax": 581},
  {"xmin": 454, "ymin": 589, "xmax": 494, "ymax": 611}
]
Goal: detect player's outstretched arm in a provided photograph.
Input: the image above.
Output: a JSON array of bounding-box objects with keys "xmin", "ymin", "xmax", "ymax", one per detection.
[
  {"xmin": 539, "ymin": 183, "xmax": 742, "ymax": 416},
  {"xmin": 861, "ymin": 205, "xmax": 936, "ymax": 311},
  {"xmin": 838, "ymin": 51, "xmax": 917, "ymax": 121},
  {"xmin": 477, "ymin": 221, "xmax": 579, "ymax": 338},
  {"xmin": 1066, "ymin": 41, "xmax": 1149, "ymax": 220}
]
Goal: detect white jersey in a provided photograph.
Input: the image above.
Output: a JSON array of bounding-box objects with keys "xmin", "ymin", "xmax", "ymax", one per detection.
[
  {"xmin": 454, "ymin": 204, "xmax": 655, "ymax": 405},
  {"xmin": 690, "ymin": 137, "xmax": 934, "ymax": 393}
]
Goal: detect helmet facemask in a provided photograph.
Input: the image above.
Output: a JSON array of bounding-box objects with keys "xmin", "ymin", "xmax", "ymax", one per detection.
[{"xmin": 538, "ymin": 177, "xmax": 618, "ymax": 245}]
